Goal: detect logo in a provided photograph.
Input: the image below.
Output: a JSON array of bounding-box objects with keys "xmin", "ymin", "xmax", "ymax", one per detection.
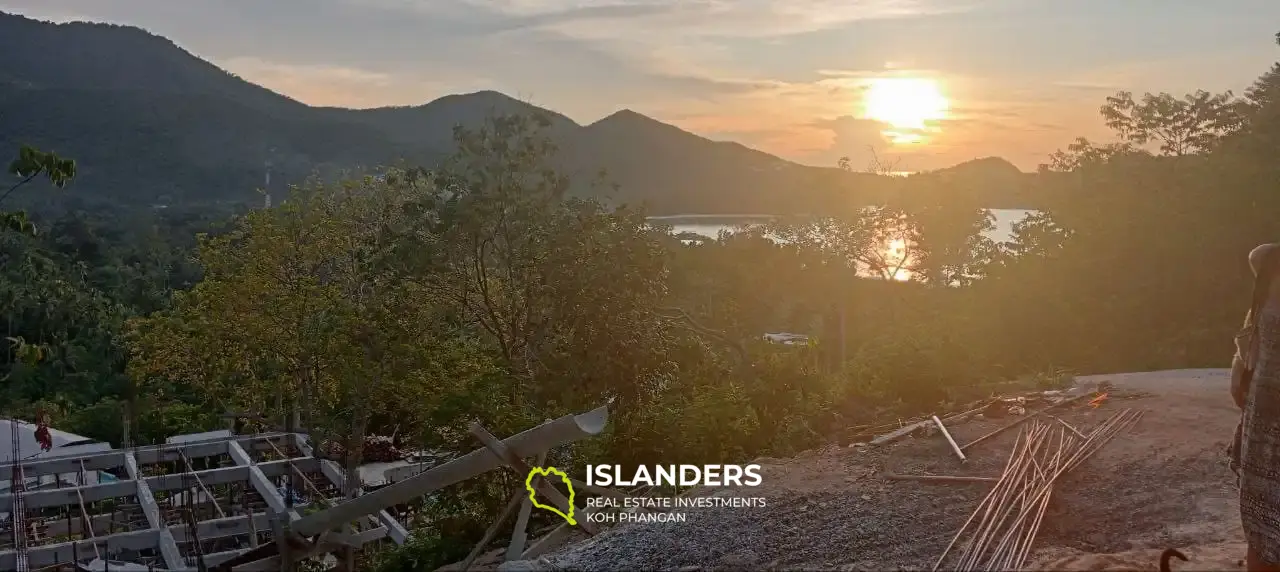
[
  {"xmin": 525, "ymin": 466, "xmax": 577, "ymax": 525},
  {"xmin": 524, "ymin": 464, "xmax": 768, "ymax": 526}
]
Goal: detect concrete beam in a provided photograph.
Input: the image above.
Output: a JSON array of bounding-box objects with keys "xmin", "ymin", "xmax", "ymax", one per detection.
[
  {"xmin": 14, "ymin": 432, "xmax": 297, "ymax": 481},
  {"xmin": 169, "ymin": 512, "xmax": 273, "ymax": 543},
  {"xmin": 0, "ymin": 529, "xmax": 158, "ymax": 569},
  {"xmin": 377, "ymin": 509, "xmax": 409, "ymax": 545},
  {"xmin": 140, "ymin": 457, "xmax": 321, "ymax": 495},
  {"xmin": 258, "ymin": 456, "xmax": 320, "ymax": 479},
  {"xmin": 145, "ymin": 465, "xmax": 248, "ymax": 492},
  {"xmin": 227, "ymin": 441, "xmax": 297, "ymax": 520},
  {"xmin": 168, "ymin": 430, "xmax": 233, "ymax": 444},
  {"xmin": 126, "ymin": 451, "xmax": 185, "ymax": 571},
  {"xmin": 0, "ymin": 479, "xmax": 136, "ymax": 511},
  {"xmin": 131, "ymin": 440, "xmax": 232, "ymax": 466},
  {"xmin": 13, "ymin": 451, "xmax": 126, "ymax": 480}
]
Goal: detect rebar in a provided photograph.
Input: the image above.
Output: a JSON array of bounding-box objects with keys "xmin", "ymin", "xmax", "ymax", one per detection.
[{"xmin": 936, "ymin": 408, "xmax": 1143, "ymax": 571}]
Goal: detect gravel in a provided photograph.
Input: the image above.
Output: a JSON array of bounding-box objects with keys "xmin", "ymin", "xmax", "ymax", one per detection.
[{"xmin": 490, "ymin": 370, "xmax": 1245, "ymax": 571}]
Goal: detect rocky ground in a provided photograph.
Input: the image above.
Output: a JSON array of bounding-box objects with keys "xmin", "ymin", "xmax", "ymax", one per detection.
[{"xmin": 463, "ymin": 369, "xmax": 1247, "ymax": 571}]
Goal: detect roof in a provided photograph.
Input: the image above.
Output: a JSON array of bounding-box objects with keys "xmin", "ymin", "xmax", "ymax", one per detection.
[{"xmin": 0, "ymin": 417, "xmax": 100, "ymax": 465}]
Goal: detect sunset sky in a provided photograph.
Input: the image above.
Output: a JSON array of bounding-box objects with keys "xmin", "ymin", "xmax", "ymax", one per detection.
[{"xmin": 3, "ymin": 0, "xmax": 1279, "ymax": 171}]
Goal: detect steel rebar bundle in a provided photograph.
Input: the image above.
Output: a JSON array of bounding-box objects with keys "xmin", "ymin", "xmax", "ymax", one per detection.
[{"xmin": 933, "ymin": 408, "xmax": 1144, "ymax": 572}]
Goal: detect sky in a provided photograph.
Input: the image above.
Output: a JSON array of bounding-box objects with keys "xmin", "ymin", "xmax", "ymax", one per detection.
[{"xmin": 3, "ymin": 0, "xmax": 1280, "ymax": 172}]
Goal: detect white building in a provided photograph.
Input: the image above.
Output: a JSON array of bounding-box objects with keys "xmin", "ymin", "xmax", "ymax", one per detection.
[{"xmin": 0, "ymin": 418, "xmax": 113, "ymax": 494}]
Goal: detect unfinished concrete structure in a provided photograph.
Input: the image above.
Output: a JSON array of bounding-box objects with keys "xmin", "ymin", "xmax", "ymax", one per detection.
[
  {"xmin": 2, "ymin": 405, "xmax": 612, "ymax": 571},
  {"xmin": 1, "ymin": 429, "xmax": 408, "ymax": 571}
]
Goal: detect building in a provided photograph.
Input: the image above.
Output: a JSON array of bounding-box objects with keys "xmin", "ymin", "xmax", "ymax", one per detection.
[{"xmin": 0, "ymin": 418, "xmax": 113, "ymax": 494}]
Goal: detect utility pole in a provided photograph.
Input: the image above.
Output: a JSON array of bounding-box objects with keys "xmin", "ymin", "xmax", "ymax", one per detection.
[{"xmin": 263, "ymin": 146, "xmax": 276, "ymax": 209}]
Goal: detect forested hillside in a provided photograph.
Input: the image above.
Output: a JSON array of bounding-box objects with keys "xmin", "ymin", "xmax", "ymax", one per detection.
[{"xmin": 0, "ymin": 11, "xmax": 1030, "ymax": 214}]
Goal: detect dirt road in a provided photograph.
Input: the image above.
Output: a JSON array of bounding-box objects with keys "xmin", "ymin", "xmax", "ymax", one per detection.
[{"xmin": 496, "ymin": 369, "xmax": 1247, "ymax": 571}]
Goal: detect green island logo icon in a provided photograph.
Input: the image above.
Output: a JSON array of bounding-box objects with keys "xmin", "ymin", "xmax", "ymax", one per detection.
[{"xmin": 525, "ymin": 466, "xmax": 577, "ymax": 525}]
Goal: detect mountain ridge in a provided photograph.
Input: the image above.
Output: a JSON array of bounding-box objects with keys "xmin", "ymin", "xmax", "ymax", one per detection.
[{"xmin": 0, "ymin": 10, "xmax": 1033, "ymax": 214}]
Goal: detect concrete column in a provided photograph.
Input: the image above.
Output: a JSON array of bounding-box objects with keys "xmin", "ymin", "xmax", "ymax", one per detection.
[{"xmin": 124, "ymin": 452, "xmax": 185, "ymax": 570}]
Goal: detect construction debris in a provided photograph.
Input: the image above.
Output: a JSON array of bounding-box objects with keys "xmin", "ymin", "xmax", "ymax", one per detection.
[
  {"xmin": 932, "ymin": 408, "xmax": 1144, "ymax": 571},
  {"xmin": 959, "ymin": 391, "xmax": 1099, "ymax": 453},
  {"xmin": 855, "ymin": 382, "xmax": 1117, "ymax": 450}
]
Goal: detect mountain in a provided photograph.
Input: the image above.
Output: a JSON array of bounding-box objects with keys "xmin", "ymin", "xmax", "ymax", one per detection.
[
  {"xmin": 564, "ymin": 110, "xmax": 890, "ymax": 213},
  {"xmin": 903, "ymin": 157, "xmax": 1037, "ymax": 207},
  {"xmin": 0, "ymin": 11, "xmax": 1028, "ymax": 215}
]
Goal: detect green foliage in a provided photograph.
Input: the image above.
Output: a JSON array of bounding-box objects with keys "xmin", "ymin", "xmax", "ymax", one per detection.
[
  {"xmin": 0, "ymin": 192, "xmax": 220, "ymax": 445},
  {"xmin": 2, "ymin": 144, "xmax": 78, "ymax": 237},
  {"xmin": 6, "ymin": 144, "xmax": 76, "ymax": 191},
  {"xmin": 366, "ymin": 524, "xmax": 471, "ymax": 572}
]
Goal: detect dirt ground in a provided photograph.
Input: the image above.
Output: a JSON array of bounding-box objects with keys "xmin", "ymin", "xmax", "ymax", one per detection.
[{"xmin": 471, "ymin": 369, "xmax": 1249, "ymax": 571}]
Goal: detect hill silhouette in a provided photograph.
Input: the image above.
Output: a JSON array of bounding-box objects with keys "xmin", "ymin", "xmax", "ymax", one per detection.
[{"xmin": 0, "ymin": 11, "xmax": 1031, "ymax": 214}]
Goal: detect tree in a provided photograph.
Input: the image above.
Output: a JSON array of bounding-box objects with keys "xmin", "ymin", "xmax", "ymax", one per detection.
[
  {"xmin": 1244, "ymin": 32, "xmax": 1280, "ymax": 112},
  {"xmin": 421, "ymin": 113, "xmax": 673, "ymax": 416},
  {"xmin": 3, "ymin": 145, "xmax": 76, "ymax": 235},
  {"xmin": 1099, "ymin": 90, "xmax": 1244, "ymax": 156},
  {"xmin": 126, "ymin": 172, "xmax": 451, "ymax": 472},
  {"xmin": 1038, "ymin": 137, "xmax": 1144, "ymax": 173}
]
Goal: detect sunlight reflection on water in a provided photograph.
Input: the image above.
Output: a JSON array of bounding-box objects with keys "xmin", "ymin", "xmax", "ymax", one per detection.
[{"xmin": 652, "ymin": 209, "xmax": 1033, "ymax": 281}]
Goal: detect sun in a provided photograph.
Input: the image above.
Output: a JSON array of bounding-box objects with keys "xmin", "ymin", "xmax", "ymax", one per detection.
[{"xmin": 863, "ymin": 78, "xmax": 949, "ymax": 144}]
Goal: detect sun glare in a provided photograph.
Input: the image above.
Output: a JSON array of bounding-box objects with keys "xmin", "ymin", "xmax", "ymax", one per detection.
[{"xmin": 863, "ymin": 78, "xmax": 948, "ymax": 145}]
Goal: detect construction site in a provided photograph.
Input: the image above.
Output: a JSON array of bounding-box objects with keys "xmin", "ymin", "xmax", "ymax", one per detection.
[
  {"xmin": 0, "ymin": 405, "xmax": 615, "ymax": 572},
  {"xmin": 0, "ymin": 416, "xmax": 415, "ymax": 571}
]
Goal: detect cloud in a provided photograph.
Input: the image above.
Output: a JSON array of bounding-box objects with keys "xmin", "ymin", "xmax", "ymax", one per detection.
[
  {"xmin": 463, "ymin": 0, "xmax": 983, "ymax": 38},
  {"xmin": 216, "ymin": 57, "xmax": 464, "ymax": 108}
]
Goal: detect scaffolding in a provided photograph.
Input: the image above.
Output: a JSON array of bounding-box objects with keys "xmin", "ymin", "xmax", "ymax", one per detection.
[{"xmin": 0, "ymin": 430, "xmax": 407, "ymax": 571}]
